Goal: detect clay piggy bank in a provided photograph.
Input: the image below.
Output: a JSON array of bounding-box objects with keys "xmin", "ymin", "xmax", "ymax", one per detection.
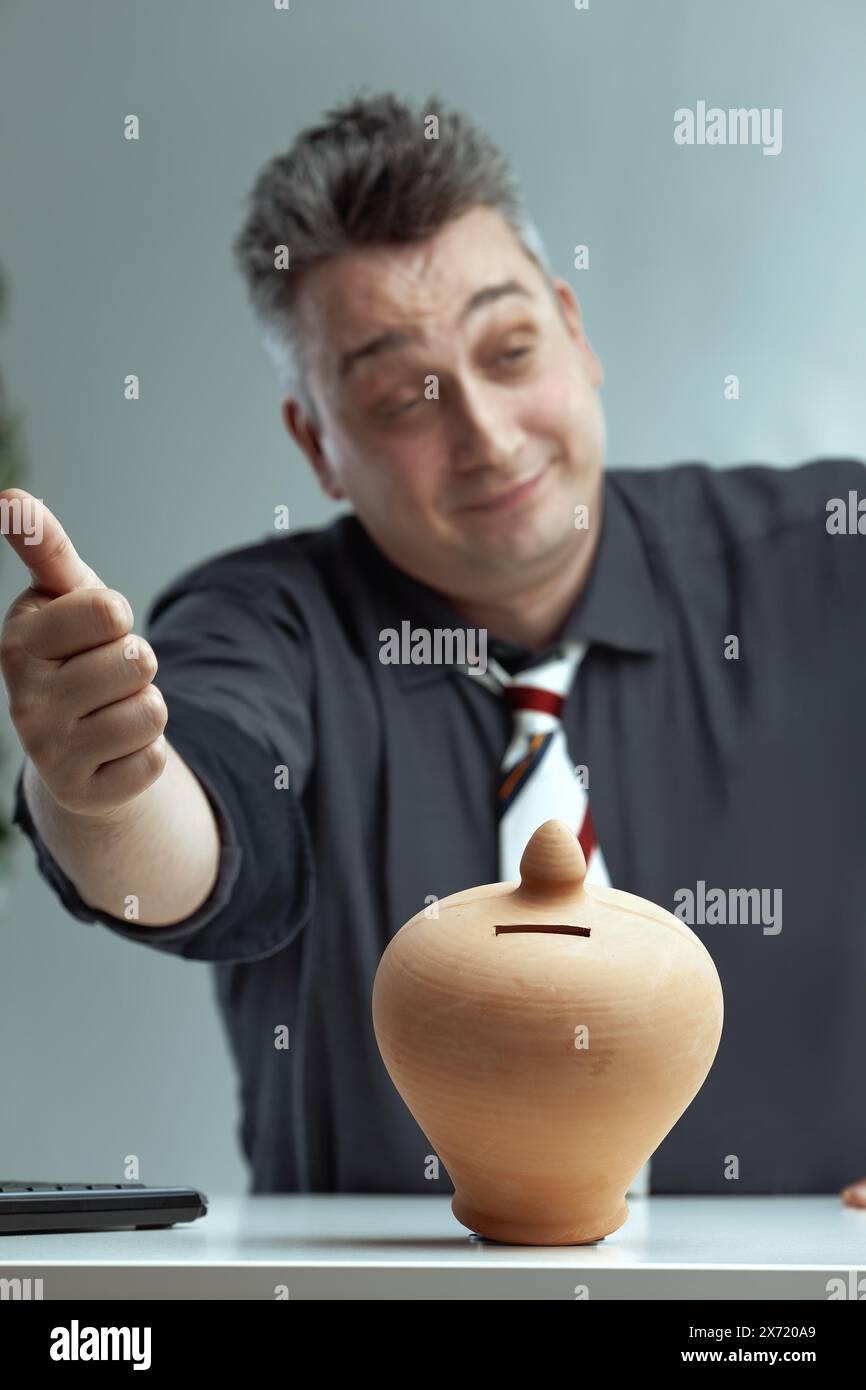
[{"xmin": 372, "ymin": 819, "xmax": 724, "ymax": 1245}]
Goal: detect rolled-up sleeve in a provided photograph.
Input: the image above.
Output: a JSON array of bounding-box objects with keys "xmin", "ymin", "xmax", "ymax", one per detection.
[{"xmin": 12, "ymin": 568, "xmax": 316, "ymax": 963}]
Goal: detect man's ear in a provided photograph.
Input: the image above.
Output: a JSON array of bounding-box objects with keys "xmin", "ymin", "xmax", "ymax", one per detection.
[
  {"xmin": 281, "ymin": 397, "xmax": 346, "ymax": 500},
  {"xmin": 550, "ymin": 278, "xmax": 604, "ymax": 389}
]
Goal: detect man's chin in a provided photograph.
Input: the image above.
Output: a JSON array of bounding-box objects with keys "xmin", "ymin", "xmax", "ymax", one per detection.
[
  {"xmin": 452, "ymin": 519, "xmax": 585, "ymax": 574},
  {"xmin": 447, "ymin": 474, "xmax": 597, "ymax": 558}
]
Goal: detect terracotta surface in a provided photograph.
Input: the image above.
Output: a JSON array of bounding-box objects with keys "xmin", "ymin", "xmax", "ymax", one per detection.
[{"xmin": 372, "ymin": 819, "xmax": 724, "ymax": 1245}]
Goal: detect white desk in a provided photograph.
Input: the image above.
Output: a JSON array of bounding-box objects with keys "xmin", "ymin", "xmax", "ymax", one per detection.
[{"xmin": 1, "ymin": 1195, "xmax": 864, "ymax": 1299}]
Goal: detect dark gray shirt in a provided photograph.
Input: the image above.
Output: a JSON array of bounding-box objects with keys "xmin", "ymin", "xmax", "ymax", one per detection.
[{"xmin": 14, "ymin": 460, "xmax": 866, "ymax": 1194}]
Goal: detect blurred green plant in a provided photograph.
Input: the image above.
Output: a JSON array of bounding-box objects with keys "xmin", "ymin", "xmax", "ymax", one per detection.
[{"xmin": 0, "ymin": 264, "xmax": 25, "ymax": 859}]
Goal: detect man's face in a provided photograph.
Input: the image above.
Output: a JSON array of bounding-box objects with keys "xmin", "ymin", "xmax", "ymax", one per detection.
[{"xmin": 285, "ymin": 205, "xmax": 606, "ymax": 599}]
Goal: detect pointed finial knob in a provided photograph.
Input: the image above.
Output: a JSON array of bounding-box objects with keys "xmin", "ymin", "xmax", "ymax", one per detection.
[{"xmin": 516, "ymin": 820, "xmax": 587, "ymax": 897}]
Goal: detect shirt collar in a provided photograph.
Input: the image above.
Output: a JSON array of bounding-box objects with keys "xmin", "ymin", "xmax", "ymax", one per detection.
[
  {"xmin": 552, "ymin": 471, "xmax": 666, "ymax": 657},
  {"xmin": 349, "ymin": 470, "xmax": 666, "ymax": 690}
]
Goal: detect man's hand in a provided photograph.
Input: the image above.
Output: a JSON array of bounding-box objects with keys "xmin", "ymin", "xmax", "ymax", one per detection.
[
  {"xmin": 840, "ymin": 1179, "xmax": 866, "ymax": 1208},
  {"xmin": 0, "ymin": 488, "xmax": 167, "ymax": 817}
]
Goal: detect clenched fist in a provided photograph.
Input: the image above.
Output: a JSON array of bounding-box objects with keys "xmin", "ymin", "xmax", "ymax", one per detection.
[{"xmin": 0, "ymin": 488, "xmax": 168, "ymax": 817}]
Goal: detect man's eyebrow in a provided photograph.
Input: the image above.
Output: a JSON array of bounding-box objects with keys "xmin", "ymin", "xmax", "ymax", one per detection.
[
  {"xmin": 460, "ymin": 278, "xmax": 534, "ymax": 323},
  {"xmin": 338, "ymin": 279, "xmax": 535, "ymax": 379}
]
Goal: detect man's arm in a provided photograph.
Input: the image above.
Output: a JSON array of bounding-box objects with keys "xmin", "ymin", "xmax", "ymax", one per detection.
[
  {"xmin": 1, "ymin": 489, "xmax": 219, "ymax": 927},
  {"xmin": 20, "ymin": 741, "xmax": 219, "ymax": 927}
]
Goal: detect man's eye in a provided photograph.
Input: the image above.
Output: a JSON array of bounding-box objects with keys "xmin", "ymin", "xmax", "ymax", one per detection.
[
  {"xmin": 498, "ymin": 346, "xmax": 531, "ymax": 363},
  {"xmin": 379, "ymin": 396, "xmax": 423, "ymax": 417}
]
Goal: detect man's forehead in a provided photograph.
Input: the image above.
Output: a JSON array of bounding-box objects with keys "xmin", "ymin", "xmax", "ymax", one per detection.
[
  {"xmin": 297, "ymin": 209, "xmax": 542, "ymax": 371},
  {"xmin": 311, "ymin": 211, "xmax": 530, "ymax": 318}
]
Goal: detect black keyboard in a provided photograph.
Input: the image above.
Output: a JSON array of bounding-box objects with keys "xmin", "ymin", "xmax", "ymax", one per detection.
[
  {"xmin": 0, "ymin": 1181, "xmax": 143, "ymax": 1192},
  {"xmin": 0, "ymin": 1180, "xmax": 208, "ymax": 1234}
]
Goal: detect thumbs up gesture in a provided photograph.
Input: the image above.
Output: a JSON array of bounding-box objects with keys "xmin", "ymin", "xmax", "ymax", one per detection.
[{"xmin": 0, "ymin": 489, "xmax": 168, "ymax": 816}]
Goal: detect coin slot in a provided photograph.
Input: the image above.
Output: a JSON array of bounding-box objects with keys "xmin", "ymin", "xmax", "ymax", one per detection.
[{"xmin": 494, "ymin": 924, "xmax": 591, "ymax": 938}]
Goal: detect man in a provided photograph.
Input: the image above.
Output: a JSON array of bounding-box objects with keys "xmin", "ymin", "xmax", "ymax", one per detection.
[{"xmin": 2, "ymin": 93, "xmax": 865, "ymax": 1205}]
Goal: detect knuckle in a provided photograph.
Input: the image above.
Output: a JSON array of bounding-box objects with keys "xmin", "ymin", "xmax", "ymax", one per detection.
[
  {"xmin": 0, "ymin": 631, "xmax": 30, "ymax": 678},
  {"xmin": 7, "ymin": 692, "xmax": 36, "ymax": 727},
  {"xmin": 31, "ymin": 727, "xmax": 74, "ymax": 781},
  {"xmin": 22, "ymin": 721, "xmax": 50, "ymax": 763},
  {"xmin": 95, "ymin": 589, "xmax": 132, "ymax": 635},
  {"xmin": 138, "ymin": 685, "xmax": 167, "ymax": 732},
  {"xmin": 8, "ymin": 670, "xmax": 57, "ymax": 740},
  {"xmin": 140, "ymin": 735, "xmax": 167, "ymax": 778}
]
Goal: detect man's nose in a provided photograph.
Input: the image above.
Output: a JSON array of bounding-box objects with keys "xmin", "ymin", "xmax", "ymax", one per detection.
[{"xmin": 449, "ymin": 379, "xmax": 525, "ymax": 473}]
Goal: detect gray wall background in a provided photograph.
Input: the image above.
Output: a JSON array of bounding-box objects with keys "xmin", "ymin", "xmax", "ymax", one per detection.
[{"xmin": 0, "ymin": 0, "xmax": 863, "ymax": 1193}]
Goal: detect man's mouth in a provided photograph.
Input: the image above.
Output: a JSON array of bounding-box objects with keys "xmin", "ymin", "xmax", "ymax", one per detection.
[{"xmin": 456, "ymin": 464, "xmax": 548, "ymax": 514}]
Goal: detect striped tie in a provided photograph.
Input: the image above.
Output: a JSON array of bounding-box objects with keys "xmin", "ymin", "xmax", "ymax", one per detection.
[
  {"xmin": 464, "ymin": 640, "xmax": 610, "ymax": 885},
  {"xmin": 460, "ymin": 639, "xmax": 652, "ymax": 1197}
]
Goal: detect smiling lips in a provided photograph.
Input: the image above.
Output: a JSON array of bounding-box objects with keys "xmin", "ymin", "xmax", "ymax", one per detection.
[{"xmin": 457, "ymin": 465, "xmax": 548, "ymax": 514}]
